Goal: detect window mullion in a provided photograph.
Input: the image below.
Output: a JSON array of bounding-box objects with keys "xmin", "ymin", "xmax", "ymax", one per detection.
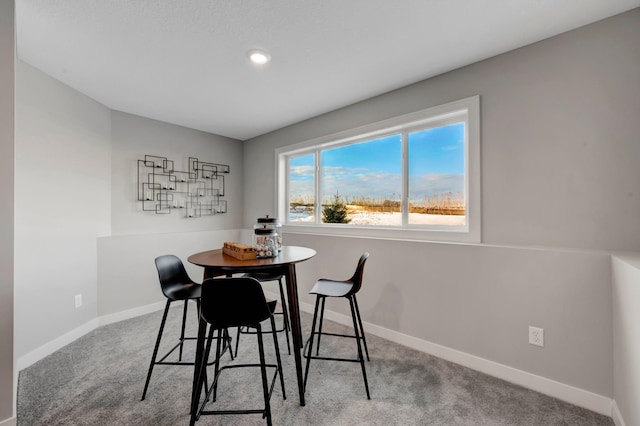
[
  {"xmin": 401, "ymin": 132, "xmax": 408, "ymax": 226},
  {"xmin": 284, "ymin": 156, "xmax": 290, "ymax": 222},
  {"xmin": 315, "ymin": 149, "xmax": 321, "ymax": 225}
]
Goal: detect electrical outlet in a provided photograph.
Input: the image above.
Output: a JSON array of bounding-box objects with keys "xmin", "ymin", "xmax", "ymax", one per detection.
[
  {"xmin": 75, "ymin": 294, "xmax": 82, "ymax": 308},
  {"xmin": 529, "ymin": 326, "xmax": 544, "ymax": 347}
]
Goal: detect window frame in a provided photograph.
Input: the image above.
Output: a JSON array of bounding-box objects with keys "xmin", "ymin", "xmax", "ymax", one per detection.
[{"xmin": 275, "ymin": 96, "xmax": 481, "ymax": 243}]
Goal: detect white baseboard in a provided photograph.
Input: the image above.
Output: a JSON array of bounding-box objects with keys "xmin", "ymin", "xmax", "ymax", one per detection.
[
  {"xmin": 17, "ymin": 302, "xmax": 166, "ymax": 371},
  {"xmin": 612, "ymin": 401, "xmax": 626, "ymax": 426},
  {"xmin": 98, "ymin": 301, "xmax": 166, "ymax": 327},
  {"xmin": 0, "ymin": 416, "xmax": 16, "ymax": 426},
  {"xmin": 16, "ymin": 318, "xmax": 99, "ymax": 371},
  {"xmin": 301, "ymin": 302, "xmax": 614, "ymax": 417},
  {"xmin": 16, "ymin": 294, "xmax": 616, "ymax": 418}
]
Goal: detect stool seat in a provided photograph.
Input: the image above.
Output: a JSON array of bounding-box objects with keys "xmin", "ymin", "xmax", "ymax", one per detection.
[
  {"xmin": 164, "ymin": 283, "xmax": 201, "ymax": 301},
  {"xmin": 236, "ymin": 273, "xmax": 291, "ymax": 355},
  {"xmin": 141, "ymin": 255, "xmax": 232, "ymax": 401},
  {"xmin": 190, "ymin": 277, "xmax": 286, "ymax": 426},
  {"xmin": 304, "ymin": 253, "xmax": 371, "ymax": 400},
  {"xmin": 310, "ymin": 279, "xmax": 353, "ymax": 297}
]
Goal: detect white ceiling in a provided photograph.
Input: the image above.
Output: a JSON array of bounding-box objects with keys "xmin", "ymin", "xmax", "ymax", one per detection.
[{"xmin": 16, "ymin": 0, "xmax": 640, "ymax": 141}]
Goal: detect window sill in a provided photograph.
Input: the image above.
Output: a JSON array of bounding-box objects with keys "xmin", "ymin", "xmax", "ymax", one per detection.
[{"xmin": 282, "ymin": 223, "xmax": 480, "ymax": 244}]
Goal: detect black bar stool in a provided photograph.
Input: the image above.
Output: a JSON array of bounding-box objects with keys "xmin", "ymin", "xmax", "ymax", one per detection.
[
  {"xmin": 141, "ymin": 255, "xmax": 232, "ymax": 400},
  {"xmin": 190, "ymin": 277, "xmax": 286, "ymax": 426},
  {"xmin": 235, "ymin": 272, "xmax": 291, "ymax": 355},
  {"xmin": 303, "ymin": 253, "xmax": 371, "ymax": 399}
]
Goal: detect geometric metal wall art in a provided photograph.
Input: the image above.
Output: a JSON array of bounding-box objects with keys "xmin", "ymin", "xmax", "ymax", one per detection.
[{"xmin": 138, "ymin": 154, "xmax": 230, "ymax": 218}]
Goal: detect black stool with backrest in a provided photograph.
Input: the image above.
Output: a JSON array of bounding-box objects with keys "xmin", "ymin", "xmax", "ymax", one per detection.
[
  {"xmin": 190, "ymin": 277, "xmax": 286, "ymax": 426},
  {"xmin": 141, "ymin": 255, "xmax": 232, "ymax": 400},
  {"xmin": 303, "ymin": 252, "xmax": 371, "ymax": 399},
  {"xmin": 235, "ymin": 272, "xmax": 291, "ymax": 355}
]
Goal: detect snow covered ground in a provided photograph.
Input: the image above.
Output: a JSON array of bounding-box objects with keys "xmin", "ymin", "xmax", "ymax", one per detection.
[
  {"xmin": 290, "ymin": 211, "xmax": 465, "ymax": 226},
  {"xmin": 348, "ymin": 211, "xmax": 464, "ymax": 226}
]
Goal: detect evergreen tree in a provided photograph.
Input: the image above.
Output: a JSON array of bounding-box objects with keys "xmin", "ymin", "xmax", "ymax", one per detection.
[{"xmin": 322, "ymin": 193, "xmax": 351, "ymax": 223}]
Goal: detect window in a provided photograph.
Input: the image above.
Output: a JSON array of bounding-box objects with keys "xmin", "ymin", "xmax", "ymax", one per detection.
[{"xmin": 276, "ymin": 96, "xmax": 480, "ymax": 243}]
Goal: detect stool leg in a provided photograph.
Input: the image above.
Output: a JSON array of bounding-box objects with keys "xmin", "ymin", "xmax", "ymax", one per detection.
[
  {"xmin": 193, "ymin": 326, "xmax": 221, "ymax": 412},
  {"xmin": 222, "ymin": 328, "xmax": 234, "ymax": 360},
  {"xmin": 276, "ymin": 278, "xmax": 292, "ymax": 355},
  {"xmin": 353, "ymin": 295, "xmax": 370, "ymax": 361},
  {"xmin": 200, "ymin": 326, "xmax": 216, "ymax": 401},
  {"xmin": 270, "ymin": 315, "xmax": 286, "ymax": 399},
  {"xmin": 303, "ymin": 296, "xmax": 321, "ymax": 391},
  {"xmin": 316, "ymin": 296, "xmax": 326, "ymax": 356},
  {"xmin": 212, "ymin": 328, "xmax": 223, "ymax": 403},
  {"xmin": 195, "ymin": 298, "xmax": 210, "ymax": 392},
  {"xmin": 141, "ymin": 299, "xmax": 171, "ymax": 401},
  {"xmin": 257, "ymin": 325, "xmax": 273, "ymax": 426},
  {"xmin": 234, "ymin": 326, "xmax": 241, "ymax": 354},
  {"xmin": 179, "ymin": 300, "xmax": 189, "ymax": 361},
  {"xmin": 190, "ymin": 316, "xmax": 209, "ymax": 424},
  {"xmin": 349, "ymin": 296, "xmax": 370, "ymax": 399}
]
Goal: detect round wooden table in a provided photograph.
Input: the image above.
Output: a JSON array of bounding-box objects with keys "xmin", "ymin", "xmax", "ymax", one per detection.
[{"xmin": 188, "ymin": 246, "xmax": 316, "ymax": 407}]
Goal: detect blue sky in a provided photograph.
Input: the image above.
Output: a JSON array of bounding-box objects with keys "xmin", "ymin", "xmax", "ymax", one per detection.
[{"xmin": 289, "ymin": 122, "xmax": 465, "ymax": 203}]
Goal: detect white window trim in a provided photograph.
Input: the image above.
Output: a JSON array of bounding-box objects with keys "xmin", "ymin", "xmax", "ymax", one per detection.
[{"xmin": 275, "ymin": 95, "xmax": 481, "ymax": 244}]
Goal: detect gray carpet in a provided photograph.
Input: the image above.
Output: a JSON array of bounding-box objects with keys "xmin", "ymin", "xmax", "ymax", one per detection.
[{"xmin": 18, "ymin": 305, "xmax": 613, "ymax": 425}]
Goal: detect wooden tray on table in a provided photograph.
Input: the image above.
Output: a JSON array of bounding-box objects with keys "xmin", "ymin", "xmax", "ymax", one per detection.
[{"xmin": 222, "ymin": 242, "xmax": 257, "ymax": 260}]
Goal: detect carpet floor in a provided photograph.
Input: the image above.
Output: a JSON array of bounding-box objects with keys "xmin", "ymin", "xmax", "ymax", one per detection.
[{"xmin": 17, "ymin": 304, "xmax": 613, "ymax": 425}]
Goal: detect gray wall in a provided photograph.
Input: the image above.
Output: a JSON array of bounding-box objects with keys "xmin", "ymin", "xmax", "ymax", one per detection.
[
  {"xmin": 97, "ymin": 229, "xmax": 241, "ymax": 317},
  {"xmin": 243, "ymin": 9, "xmax": 640, "ymax": 403},
  {"xmin": 612, "ymin": 255, "xmax": 640, "ymax": 426},
  {"xmin": 285, "ymin": 233, "xmax": 613, "ymax": 396},
  {"xmin": 14, "ymin": 61, "xmax": 112, "ymax": 359},
  {"xmin": 98, "ymin": 111, "xmax": 244, "ymax": 317},
  {"xmin": 245, "ymin": 10, "xmax": 640, "ymax": 252},
  {"xmin": 0, "ymin": 0, "xmax": 15, "ymax": 422},
  {"xmin": 14, "ymin": 66, "xmax": 245, "ymax": 359},
  {"xmin": 110, "ymin": 111, "xmax": 243, "ymax": 235}
]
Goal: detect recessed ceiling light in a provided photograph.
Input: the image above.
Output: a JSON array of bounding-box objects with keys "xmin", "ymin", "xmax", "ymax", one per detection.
[{"xmin": 247, "ymin": 49, "xmax": 271, "ymax": 65}]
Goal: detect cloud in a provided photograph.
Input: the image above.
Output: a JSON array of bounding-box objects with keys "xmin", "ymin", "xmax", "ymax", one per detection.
[
  {"xmin": 408, "ymin": 173, "xmax": 464, "ymax": 200},
  {"xmin": 289, "ymin": 166, "xmax": 463, "ymax": 202},
  {"xmin": 290, "ymin": 165, "xmax": 315, "ymax": 181}
]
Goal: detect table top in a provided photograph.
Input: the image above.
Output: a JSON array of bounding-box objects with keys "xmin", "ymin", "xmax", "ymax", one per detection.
[{"xmin": 188, "ymin": 245, "xmax": 316, "ymax": 269}]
